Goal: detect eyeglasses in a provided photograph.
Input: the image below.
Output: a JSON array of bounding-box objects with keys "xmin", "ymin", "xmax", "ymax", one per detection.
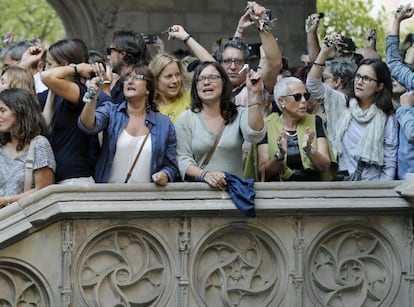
[
  {"xmin": 355, "ymin": 73, "xmax": 377, "ymax": 84},
  {"xmin": 282, "ymin": 92, "xmax": 311, "ymax": 102},
  {"xmin": 122, "ymin": 73, "xmax": 146, "ymax": 82},
  {"xmin": 106, "ymin": 47, "xmax": 121, "ymax": 55},
  {"xmin": 196, "ymin": 75, "xmax": 222, "ymax": 84},
  {"xmin": 220, "ymin": 58, "xmax": 245, "ymax": 67}
]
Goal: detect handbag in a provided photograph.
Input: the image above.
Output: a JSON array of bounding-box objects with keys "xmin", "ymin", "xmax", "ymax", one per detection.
[
  {"xmin": 199, "ymin": 123, "xmax": 225, "ymax": 169},
  {"xmin": 24, "ymin": 137, "xmax": 37, "ymax": 192}
]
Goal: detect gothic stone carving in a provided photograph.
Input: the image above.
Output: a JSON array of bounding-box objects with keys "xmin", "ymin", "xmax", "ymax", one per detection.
[
  {"xmin": 74, "ymin": 225, "xmax": 174, "ymax": 307},
  {"xmin": 306, "ymin": 223, "xmax": 401, "ymax": 307},
  {"xmin": 191, "ymin": 222, "xmax": 288, "ymax": 306},
  {"xmin": 0, "ymin": 259, "xmax": 52, "ymax": 307}
]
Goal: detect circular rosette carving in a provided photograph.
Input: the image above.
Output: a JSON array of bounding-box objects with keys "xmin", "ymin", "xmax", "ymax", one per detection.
[
  {"xmin": 306, "ymin": 223, "xmax": 401, "ymax": 307},
  {"xmin": 0, "ymin": 259, "xmax": 52, "ymax": 307},
  {"xmin": 74, "ymin": 225, "xmax": 173, "ymax": 307},
  {"xmin": 192, "ymin": 223, "xmax": 288, "ymax": 306}
]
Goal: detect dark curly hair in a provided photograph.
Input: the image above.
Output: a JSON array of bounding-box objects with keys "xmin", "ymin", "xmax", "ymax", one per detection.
[
  {"xmin": 0, "ymin": 88, "xmax": 48, "ymax": 150},
  {"xmin": 124, "ymin": 65, "xmax": 158, "ymax": 112},
  {"xmin": 190, "ymin": 61, "xmax": 237, "ymax": 124}
]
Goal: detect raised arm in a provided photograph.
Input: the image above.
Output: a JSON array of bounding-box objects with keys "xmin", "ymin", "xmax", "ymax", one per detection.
[
  {"xmin": 387, "ymin": 4, "xmax": 414, "ymax": 91},
  {"xmin": 41, "ymin": 63, "xmax": 93, "ymax": 104},
  {"xmin": 305, "ymin": 13, "xmax": 323, "ymax": 63},
  {"xmin": 241, "ymin": 2, "xmax": 281, "ymax": 93},
  {"xmin": 167, "ymin": 25, "xmax": 215, "ymax": 62}
]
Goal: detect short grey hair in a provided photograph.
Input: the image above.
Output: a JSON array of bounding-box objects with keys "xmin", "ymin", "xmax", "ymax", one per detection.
[{"xmin": 273, "ymin": 77, "xmax": 305, "ymax": 109}]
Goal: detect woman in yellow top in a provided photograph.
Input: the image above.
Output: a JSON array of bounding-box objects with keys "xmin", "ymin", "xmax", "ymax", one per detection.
[{"xmin": 148, "ymin": 53, "xmax": 191, "ymax": 124}]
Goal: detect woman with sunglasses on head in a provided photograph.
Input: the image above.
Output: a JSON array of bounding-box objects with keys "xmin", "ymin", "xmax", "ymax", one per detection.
[
  {"xmin": 306, "ymin": 34, "xmax": 398, "ymax": 181},
  {"xmin": 78, "ymin": 66, "xmax": 177, "ymax": 185},
  {"xmin": 250, "ymin": 77, "xmax": 336, "ymax": 182},
  {"xmin": 175, "ymin": 61, "xmax": 265, "ymax": 189}
]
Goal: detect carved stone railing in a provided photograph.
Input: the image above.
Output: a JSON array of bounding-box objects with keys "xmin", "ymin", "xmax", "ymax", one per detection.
[{"xmin": 0, "ymin": 180, "xmax": 412, "ymax": 307}]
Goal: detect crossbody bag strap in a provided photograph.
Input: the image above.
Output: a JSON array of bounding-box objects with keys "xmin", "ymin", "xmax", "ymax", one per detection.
[
  {"xmin": 124, "ymin": 124, "xmax": 153, "ymax": 183},
  {"xmin": 24, "ymin": 137, "xmax": 37, "ymax": 192},
  {"xmin": 200, "ymin": 123, "xmax": 225, "ymax": 169}
]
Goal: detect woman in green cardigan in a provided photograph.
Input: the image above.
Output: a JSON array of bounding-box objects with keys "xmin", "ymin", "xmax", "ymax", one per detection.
[{"xmin": 246, "ymin": 76, "xmax": 337, "ymax": 181}]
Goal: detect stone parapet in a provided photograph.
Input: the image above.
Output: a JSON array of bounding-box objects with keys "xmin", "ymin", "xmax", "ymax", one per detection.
[{"xmin": 0, "ymin": 181, "xmax": 412, "ymax": 306}]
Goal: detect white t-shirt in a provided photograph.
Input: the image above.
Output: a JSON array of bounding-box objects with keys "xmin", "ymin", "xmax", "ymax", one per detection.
[{"xmin": 108, "ymin": 129, "xmax": 152, "ymax": 183}]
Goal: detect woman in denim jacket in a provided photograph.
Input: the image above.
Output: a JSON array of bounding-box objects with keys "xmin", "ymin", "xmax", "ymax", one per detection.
[{"xmin": 78, "ymin": 65, "xmax": 177, "ymax": 184}]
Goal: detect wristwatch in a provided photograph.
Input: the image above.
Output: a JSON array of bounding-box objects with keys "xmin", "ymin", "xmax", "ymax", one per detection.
[
  {"xmin": 69, "ymin": 63, "xmax": 78, "ymax": 75},
  {"xmin": 304, "ymin": 145, "xmax": 315, "ymax": 156},
  {"xmin": 274, "ymin": 151, "xmax": 284, "ymax": 162}
]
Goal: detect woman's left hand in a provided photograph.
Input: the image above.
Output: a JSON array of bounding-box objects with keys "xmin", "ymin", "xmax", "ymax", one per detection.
[
  {"xmin": 152, "ymin": 171, "xmax": 169, "ymax": 186},
  {"xmin": 302, "ymin": 127, "xmax": 315, "ymax": 151},
  {"xmin": 204, "ymin": 171, "xmax": 227, "ymax": 189}
]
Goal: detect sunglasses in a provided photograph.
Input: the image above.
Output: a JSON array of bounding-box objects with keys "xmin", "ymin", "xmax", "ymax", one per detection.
[
  {"xmin": 282, "ymin": 92, "xmax": 311, "ymax": 102},
  {"xmin": 106, "ymin": 47, "xmax": 122, "ymax": 55}
]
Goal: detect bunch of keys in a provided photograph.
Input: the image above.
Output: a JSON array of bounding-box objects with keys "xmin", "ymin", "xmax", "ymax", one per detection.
[
  {"xmin": 244, "ymin": 1, "xmax": 277, "ymax": 32},
  {"xmin": 97, "ymin": 77, "xmax": 111, "ymax": 86},
  {"xmin": 305, "ymin": 12, "xmax": 324, "ymax": 29},
  {"xmin": 395, "ymin": 4, "xmax": 411, "ymax": 17},
  {"xmin": 323, "ymin": 33, "xmax": 347, "ymax": 51},
  {"xmin": 83, "ymin": 87, "xmax": 97, "ymax": 104},
  {"xmin": 366, "ymin": 29, "xmax": 376, "ymax": 41}
]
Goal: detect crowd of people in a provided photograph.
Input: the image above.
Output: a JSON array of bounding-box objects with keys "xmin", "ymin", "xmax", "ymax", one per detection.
[{"xmin": 1, "ymin": 2, "xmax": 414, "ymax": 208}]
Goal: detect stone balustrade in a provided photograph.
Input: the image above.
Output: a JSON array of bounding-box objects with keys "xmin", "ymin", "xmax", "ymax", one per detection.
[{"xmin": 0, "ymin": 180, "xmax": 412, "ymax": 306}]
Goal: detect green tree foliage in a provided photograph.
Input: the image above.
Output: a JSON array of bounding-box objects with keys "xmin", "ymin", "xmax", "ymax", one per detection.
[
  {"xmin": 317, "ymin": 0, "xmax": 386, "ymax": 57},
  {"xmin": 0, "ymin": 0, "xmax": 65, "ymax": 46}
]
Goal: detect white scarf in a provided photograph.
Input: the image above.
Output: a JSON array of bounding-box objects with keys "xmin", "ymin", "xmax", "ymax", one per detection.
[{"xmin": 331, "ymin": 98, "xmax": 386, "ymax": 166}]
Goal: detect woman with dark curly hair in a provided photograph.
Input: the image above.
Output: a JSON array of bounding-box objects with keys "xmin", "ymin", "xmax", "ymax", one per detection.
[
  {"xmin": 78, "ymin": 65, "xmax": 177, "ymax": 185},
  {"xmin": 0, "ymin": 88, "xmax": 55, "ymax": 208},
  {"xmin": 175, "ymin": 61, "xmax": 266, "ymax": 189}
]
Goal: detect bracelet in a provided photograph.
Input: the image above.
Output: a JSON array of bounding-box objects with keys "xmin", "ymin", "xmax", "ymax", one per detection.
[
  {"xmin": 183, "ymin": 34, "xmax": 191, "ymax": 44},
  {"xmin": 313, "ymin": 62, "xmax": 326, "ymax": 68},
  {"xmin": 69, "ymin": 63, "xmax": 78, "ymax": 74},
  {"xmin": 248, "ymin": 102, "xmax": 261, "ymax": 107},
  {"xmin": 5, "ymin": 196, "xmax": 10, "ymax": 204},
  {"xmin": 200, "ymin": 170, "xmax": 209, "ymax": 179}
]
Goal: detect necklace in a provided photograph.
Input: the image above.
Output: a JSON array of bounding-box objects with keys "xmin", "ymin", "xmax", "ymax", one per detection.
[{"xmin": 285, "ymin": 130, "xmax": 297, "ymax": 137}]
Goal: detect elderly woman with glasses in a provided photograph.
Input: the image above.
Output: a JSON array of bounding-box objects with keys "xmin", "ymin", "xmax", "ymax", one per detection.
[
  {"xmin": 307, "ymin": 34, "xmax": 398, "ymax": 181},
  {"xmin": 246, "ymin": 77, "xmax": 337, "ymax": 182},
  {"xmin": 175, "ymin": 61, "xmax": 265, "ymax": 189},
  {"xmin": 78, "ymin": 65, "xmax": 177, "ymax": 185}
]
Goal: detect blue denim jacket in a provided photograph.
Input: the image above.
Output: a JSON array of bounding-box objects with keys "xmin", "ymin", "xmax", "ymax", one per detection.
[
  {"xmin": 78, "ymin": 100, "xmax": 177, "ymax": 183},
  {"xmin": 386, "ymin": 35, "xmax": 414, "ymax": 91},
  {"xmin": 386, "ymin": 34, "xmax": 414, "ymax": 179},
  {"xmin": 396, "ymin": 106, "xmax": 414, "ymax": 179}
]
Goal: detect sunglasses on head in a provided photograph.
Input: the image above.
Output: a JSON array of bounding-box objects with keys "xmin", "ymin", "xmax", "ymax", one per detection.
[{"xmin": 282, "ymin": 92, "xmax": 311, "ymax": 102}]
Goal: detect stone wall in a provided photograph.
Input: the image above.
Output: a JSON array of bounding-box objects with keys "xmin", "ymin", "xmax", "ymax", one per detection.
[
  {"xmin": 0, "ymin": 181, "xmax": 412, "ymax": 306},
  {"xmin": 46, "ymin": 0, "xmax": 316, "ymax": 68}
]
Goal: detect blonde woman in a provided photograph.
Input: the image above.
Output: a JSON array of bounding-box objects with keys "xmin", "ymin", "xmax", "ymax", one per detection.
[{"xmin": 148, "ymin": 53, "xmax": 191, "ymax": 123}]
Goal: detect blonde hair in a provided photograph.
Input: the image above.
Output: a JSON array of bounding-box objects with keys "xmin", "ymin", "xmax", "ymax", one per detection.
[
  {"xmin": 148, "ymin": 53, "xmax": 188, "ymax": 99},
  {"xmin": 3, "ymin": 66, "xmax": 36, "ymax": 95}
]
